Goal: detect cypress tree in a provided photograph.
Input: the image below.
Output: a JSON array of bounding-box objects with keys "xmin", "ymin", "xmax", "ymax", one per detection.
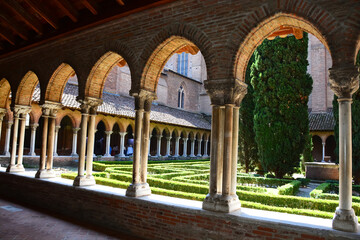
[
  {"xmin": 239, "ymin": 54, "xmax": 259, "ymax": 172},
  {"xmin": 333, "ymin": 51, "xmax": 360, "ymax": 184},
  {"xmin": 251, "ymin": 33, "xmax": 313, "ymax": 178}
]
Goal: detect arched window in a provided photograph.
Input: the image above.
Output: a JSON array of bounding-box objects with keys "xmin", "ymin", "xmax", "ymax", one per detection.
[
  {"xmin": 177, "ymin": 52, "xmax": 189, "ymax": 76},
  {"xmin": 178, "ymin": 86, "xmax": 185, "ymax": 109}
]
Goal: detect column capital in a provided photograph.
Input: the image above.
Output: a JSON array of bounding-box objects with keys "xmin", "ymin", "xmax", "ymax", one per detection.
[
  {"xmin": 131, "ymin": 89, "xmax": 157, "ymax": 111},
  {"xmin": 119, "ymin": 131, "xmax": 127, "ymax": 137},
  {"xmin": 73, "ymin": 127, "xmax": 80, "ymax": 133},
  {"xmin": 41, "ymin": 100, "xmax": 62, "ymax": 117},
  {"xmin": 105, "ymin": 131, "xmax": 113, "ymax": 135},
  {"xmin": 0, "ymin": 108, "xmax": 6, "ymax": 120},
  {"xmin": 77, "ymin": 96, "xmax": 103, "ymax": 114},
  {"xmin": 183, "ymin": 137, "xmax": 188, "ymax": 141},
  {"xmin": 204, "ymin": 78, "xmax": 247, "ymax": 106},
  {"xmin": 55, "ymin": 125, "xmax": 61, "ymax": 132},
  {"xmin": 30, "ymin": 123, "xmax": 39, "ymax": 130},
  {"xmin": 156, "ymin": 135, "xmax": 162, "ymax": 139},
  {"xmin": 12, "ymin": 104, "xmax": 32, "ymax": 116},
  {"xmin": 329, "ymin": 66, "xmax": 359, "ymax": 98},
  {"xmin": 166, "ymin": 137, "xmax": 172, "ymax": 141},
  {"xmin": 176, "ymin": 136, "xmax": 181, "ymax": 140}
]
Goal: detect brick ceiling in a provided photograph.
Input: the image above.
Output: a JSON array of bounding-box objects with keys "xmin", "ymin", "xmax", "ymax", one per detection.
[{"xmin": 0, "ymin": 0, "xmax": 175, "ymax": 57}]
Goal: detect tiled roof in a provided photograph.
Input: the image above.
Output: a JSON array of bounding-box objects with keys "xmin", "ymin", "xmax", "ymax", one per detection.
[
  {"xmin": 32, "ymin": 84, "xmax": 211, "ymax": 130},
  {"xmin": 308, "ymin": 111, "xmax": 335, "ymax": 131}
]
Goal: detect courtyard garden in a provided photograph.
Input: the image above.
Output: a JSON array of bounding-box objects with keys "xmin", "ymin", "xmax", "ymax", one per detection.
[{"xmin": 61, "ymin": 159, "xmax": 360, "ymax": 222}]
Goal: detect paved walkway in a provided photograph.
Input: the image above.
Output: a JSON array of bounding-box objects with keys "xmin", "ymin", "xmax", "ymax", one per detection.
[
  {"xmin": 0, "ymin": 197, "xmax": 142, "ymax": 240},
  {"xmin": 296, "ymin": 182, "xmax": 320, "ymax": 198}
]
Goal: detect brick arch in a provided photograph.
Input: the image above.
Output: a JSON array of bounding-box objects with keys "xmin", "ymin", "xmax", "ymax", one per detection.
[
  {"xmin": 233, "ymin": 13, "xmax": 332, "ymax": 82},
  {"xmin": 15, "ymin": 71, "xmax": 39, "ymax": 106},
  {"xmin": 45, "ymin": 63, "xmax": 75, "ymax": 103},
  {"xmin": 96, "ymin": 116, "xmax": 111, "ymax": 131},
  {"xmin": 162, "ymin": 127, "xmax": 170, "ymax": 137},
  {"xmin": 56, "ymin": 113, "xmax": 76, "ymax": 128},
  {"xmin": 0, "ymin": 78, "xmax": 11, "ymax": 109},
  {"xmin": 139, "ymin": 23, "xmax": 214, "ymax": 92}
]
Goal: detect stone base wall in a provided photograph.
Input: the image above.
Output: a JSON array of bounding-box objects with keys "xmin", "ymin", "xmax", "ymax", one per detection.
[
  {"xmin": 0, "ymin": 172, "xmax": 358, "ymax": 240},
  {"xmin": 305, "ymin": 162, "xmax": 339, "ymax": 180}
]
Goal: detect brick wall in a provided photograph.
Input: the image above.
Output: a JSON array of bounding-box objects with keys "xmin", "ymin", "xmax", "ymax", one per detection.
[{"xmin": 0, "ymin": 172, "xmax": 358, "ymax": 240}]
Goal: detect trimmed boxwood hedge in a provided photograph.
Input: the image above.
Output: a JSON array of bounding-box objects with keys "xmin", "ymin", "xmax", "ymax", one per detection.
[
  {"xmin": 277, "ymin": 180, "xmax": 301, "ymax": 195},
  {"xmin": 310, "ymin": 182, "xmax": 360, "ymax": 203}
]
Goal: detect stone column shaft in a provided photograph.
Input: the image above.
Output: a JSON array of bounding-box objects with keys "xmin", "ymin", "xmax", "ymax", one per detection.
[
  {"xmin": 6, "ymin": 115, "xmax": 19, "ymax": 172},
  {"xmin": 71, "ymin": 128, "xmax": 80, "ymax": 156},
  {"xmin": 190, "ymin": 139, "xmax": 195, "ymax": 157},
  {"xmin": 231, "ymin": 107, "xmax": 240, "ymax": 195},
  {"xmin": 104, "ymin": 131, "xmax": 112, "ymax": 157},
  {"xmin": 182, "ymin": 138, "xmax": 188, "ymax": 157},
  {"xmin": 174, "ymin": 137, "xmax": 180, "ymax": 157},
  {"xmin": 74, "ymin": 112, "xmax": 89, "ymax": 183},
  {"xmin": 16, "ymin": 115, "xmax": 27, "ymax": 169},
  {"xmin": 53, "ymin": 126, "xmax": 60, "ymax": 156},
  {"xmin": 156, "ymin": 135, "xmax": 162, "ymax": 157},
  {"xmin": 119, "ymin": 132, "xmax": 126, "ymax": 157},
  {"xmin": 222, "ymin": 105, "xmax": 233, "ymax": 196},
  {"xmin": 203, "ymin": 140, "xmax": 209, "ymax": 157},
  {"xmin": 45, "ymin": 116, "xmax": 56, "ymax": 172},
  {"xmin": 132, "ymin": 109, "xmax": 143, "ymax": 184},
  {"xmin": 4, "ymin": 121, "xmax": 12, "ymax": 156},
  {"xmin": 85, "ymin": 114, "xmax": 96, "ymax": 178},
  {"xmin": 28, "ymin": 124, "xmax": 38, "ymax": 156},
  {"xmin": 322, "ymin": 142, "xmax": 326, "ymax": 162},
  {"xmin": 166, "ymin": 137, "xmax": 171, "ymax": 156},
  {"xmin": 197, "ymin": 139, "xmax": 202, "ymax": 156},
  {"xmin": 35, "ymin": 116, "xmax": 48, "ymax": 178},
  {"xmin": 140, "ymin": 110, "xmax": 150, "ymax": 182}
]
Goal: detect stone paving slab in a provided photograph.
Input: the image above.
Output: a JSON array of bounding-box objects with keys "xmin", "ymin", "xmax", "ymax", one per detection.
[{"xmin": 0, "ymin": 197, "xmax": 142, "ymax": 240}]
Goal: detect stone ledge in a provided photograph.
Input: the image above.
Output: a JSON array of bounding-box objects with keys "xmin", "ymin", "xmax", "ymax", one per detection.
[{"xmin": 0, "ymin": 169, "xmax": 359, "ymax": 240}]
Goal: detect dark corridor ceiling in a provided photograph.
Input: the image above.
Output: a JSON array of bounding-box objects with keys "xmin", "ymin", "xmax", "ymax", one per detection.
[{"xmin": 0, "ymin": 0, "xmax": 175, "ymax": 58}]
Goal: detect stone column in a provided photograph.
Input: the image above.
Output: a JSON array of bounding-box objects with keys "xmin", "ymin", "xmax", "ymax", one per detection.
[
  {"xmin": 126, "ymin": 90, "xmax": 155, "ymax": 197},
  {"xmin": 156, "ymin": 135, "xmax": 162, "ymax": 157},
  {"xmin": 203, "ymin": 139, "xmax": 209, "ymax": 157},
  {"xmin": 203, "ymin": 78, "xmax": 247, "ymax": 213},
  {"xmin": 148, "ymin": 134, "xmax": 152, "ymax": 156},
  {"xmin": 174, "ymin": 136, "xmax": 180, "ymax": 157},
  {"xmin": 0, "ymin": 109, "xmax": 6, "ymax": 144},
  {"xmin": 36, "ymin": 108, "xmax": 49, "ymax": 178},
  {"xmin": 197, "ymin": 138, "xmax": 202, "ymax": 157},
  {"xmin": 165, "ymin": 137, "xmax": 171, "ymax": 156},
  {"xmin": 182, "ymin": 138, "xmax": 188, "ymax": 157},
  {"xmin": 3, "ymin": 121, "xmax": 12, "ymax": 156},
  {"xmin": 74, "ymin": 97, "xmax": 102, "ymax": 186},
  {"xmin": 7, "ymin": 105, "xmax": 31, "ymax": 172},
  {"xmin": 190, "ymin": 138, "xmax": 195, "ymax": 157},
  {"xmin": 53, "ymin": 126, "xmax": 60, "ymax": 157},
  {"xmin": 329, "ymin": 66, "xmax": 359, "ymax": 232},
  {"xmin": 28, "ymin": 123, "xmax": 38, "ymax": 156},
  {"xmin": 322, "ymin": 142, "xmax": 326, "ymax": 162},
  {"xmin": 119, "ymin": 132, "xmax": 126, "ymax": 157},
  {"xmin": 45, "ymin": 114, "xmax": 57, "ymax": 176},
  {"xmin": 71, "ymin": 128, "xmax": 80, "ymax": 156},
  {"xmin": 104, "ymin": 131, "xmax": 112, "ymax": 157}
]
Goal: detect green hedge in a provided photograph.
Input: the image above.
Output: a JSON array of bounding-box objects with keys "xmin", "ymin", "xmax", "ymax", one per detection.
[
  {"xmin": 310, "ymin": 183, "xmax": 360, "ymax": 203},
  {"xmin": 237, "ymin": 175, "xmax": 293, "ymax": 187},
  {"xmin": 310, "ymin": 183, "xmax": 332, "ymax": 198},
  {"xmin": 277, "ymin": 180, "xmax": 301, "ymax": 195}
]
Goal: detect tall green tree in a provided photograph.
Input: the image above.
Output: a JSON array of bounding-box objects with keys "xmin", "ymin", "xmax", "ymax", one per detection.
[
  {"xmin": 333, "ymin": 51, "xmax": 360, "ymax": 184},
  {"xmin": 251, "ymin": 33, "xmax": 313, "ymax": 178},
  {"xmin": 239, "ymin": 54, "xmax": 259, "ymax": 172}
]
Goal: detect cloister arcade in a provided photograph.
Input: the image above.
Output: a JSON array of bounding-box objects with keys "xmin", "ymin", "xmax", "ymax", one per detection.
[{"xmin": 0, "ymin": 0, "xmax": 359, "ymax": 237}]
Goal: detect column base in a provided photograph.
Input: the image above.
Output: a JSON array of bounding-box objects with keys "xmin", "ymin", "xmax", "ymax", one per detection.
[
  {"xmin": 126, "ymin": 183, "xmax": 151, "ymax": 197},
  {"xmin": 203, "ymin": 194, "xmax": 241, "ymax": 213},
  {"xmin": 103, "ymin": 154, "xmax": 111, "ymax": 157},
  {"xmin": 3, "ymin": 152, "xmax": 10, "ymax": 157},
  {"xmin": 35, "ymin": 169, "xmax": 56, "ymax": 178},
  {"xmin": 6, "ymin": 164, "xmax": 25, "ymax": 173},
  {"xmin": 28, "ymin": 152, "xmax": 37, "ymax": 156},
  {"xmin": 332, "ymin": 207, "xmax": 359, "ymax": 232},
  {"xmin": 73, "ymin": 175, "xmax": 96, "ymax": 186},
  {"xmin": 189, "ymin": 154, "xmax": 195, "ymax": 157},
  {"xmin": 71, "ymin": 153, "xmax": 79, "ymax": 157}
]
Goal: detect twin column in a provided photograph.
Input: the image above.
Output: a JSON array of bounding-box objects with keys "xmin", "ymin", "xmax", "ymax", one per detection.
[
  {"xmin": 126, "ymin": 90, "xmax": 155, "ymax": 197},
  {"xmin": 35, "ymin": 102, "xmax": 61, "ymax": 178},
  {"xmin": 202, "ymin": 79, "xmax": 247, "ymax": 213},
  {"xmin": 73, "ymin": 97, "xmax": 102, "ymax": 186}
]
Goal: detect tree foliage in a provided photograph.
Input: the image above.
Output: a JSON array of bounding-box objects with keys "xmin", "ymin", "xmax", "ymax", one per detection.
[
  {"xmin": 251, "ymin": 33, "xmax": 313, "ymax": 178},
  {"xmin": 239, "ymin": 54, "xmax": 259, "ymax": 172},
  {"xmin": 333, "ymin": 51, "xmax": 360, "ymax": 184}
]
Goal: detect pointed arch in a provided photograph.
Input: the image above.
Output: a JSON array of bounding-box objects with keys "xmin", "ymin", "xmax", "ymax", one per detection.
[
  {"xmin": 0, "ymin": 78, "xmax": 11, "ymax": 109},
  {"xmin": 15, "ymin": 71, "xmax": 39, "ymax": 106},
  {"xmin": 234, "ymin": 13, "xmax": 332, "ymax": 82},
  {"xmin": 45, "ymin": 63, "xmax": 75, "ymax": 103}
]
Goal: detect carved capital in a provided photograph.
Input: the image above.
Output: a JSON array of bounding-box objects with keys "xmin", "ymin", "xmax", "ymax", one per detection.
[
  {"xmin": 204, "ymin": 78, "xmax": 247, "ymax": 106},
  {"xmin": 105, "ymin": 131, "xmax": 113, "ymax": 135},
  {"xmin": 55, "ymin": 126, "xmax": 61, "ymax": 132},
  {"xmin": 77, "ymin": 96, "xmax": 103, "ymax": 114},
  {"xmin": 0, "ymin": 108, "xmax": 6, "ymax": 120},
  {"xmin": 41, "ymin": 101, "xmax": 62, "ymax": 117},
  {"xmin": 30, "ymin": 123, "xmax": 39, "ymax": 131},
  {"xmin": 13, "ymin": 105, "xmax": 32, "ymax": 118},
  {"xmin": 131, "ymin": 89, "xmax": 157, "ymax": 111},
  {"xmin": 329, "ymin": 66, "xmax": 359, "ymax": 98},
  {"xmin": 73, "ymin": 127, "xmax": 81, "ymax": 133}
]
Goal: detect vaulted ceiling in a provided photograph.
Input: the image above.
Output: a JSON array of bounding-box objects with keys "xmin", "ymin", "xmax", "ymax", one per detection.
[{"xmin": 0, "ymin": 0, "xmax": 174, "ymax": 57}]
